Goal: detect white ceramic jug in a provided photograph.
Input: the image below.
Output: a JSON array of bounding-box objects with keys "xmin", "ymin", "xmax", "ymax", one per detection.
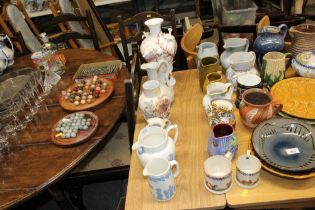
[
  {"xmin": 196, "ymin": 42, "xmax": 219, "ymax": 68},
  {"xmin": 0, "ymin": 34, "xmax": 14, "ymax": 75},
  {"xmin": 132, "ymin": 124, "xmax": 179, "ymax": 167}
]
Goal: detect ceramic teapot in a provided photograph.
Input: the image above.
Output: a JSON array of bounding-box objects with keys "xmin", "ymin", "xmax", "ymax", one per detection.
[
  {"xmin": 132, "ymin": 122, "xmax": 179, "ymax": 167},
  {"xmin": 291, "ymin": 50, "xmax": 315, "ymax": 78},
  {"xmin": 0, "ymin": 34, "xmax": 14, "ymax": 75},
  {"xmin": 253, "ymin": 24, "xmax": 287, "ymax": 64},
  {"xmin": 220, "ymin": 38, "xmax": 249, "ymax": 70},
  {"xmin": 140, "ymin": 18, "xmax": 177, "ymax": 64}
]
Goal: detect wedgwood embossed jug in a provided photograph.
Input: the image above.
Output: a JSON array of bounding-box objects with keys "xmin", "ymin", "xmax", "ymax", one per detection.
[{"xmin": 132, "ymin": 124, "xmax": 179, "ymax": 167}]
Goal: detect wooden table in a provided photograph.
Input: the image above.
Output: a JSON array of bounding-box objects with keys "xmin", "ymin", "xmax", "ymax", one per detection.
[
  {"xmin": 0, "ymin": 49, "xmax": 127, "ymax": 209},
  {"xmin": 125, "ymin": 69, "xmax": 315, "ymax": 210},
  {"xmin": 125, "ymin": 69, "xmax": 226, "ymax": 210}
]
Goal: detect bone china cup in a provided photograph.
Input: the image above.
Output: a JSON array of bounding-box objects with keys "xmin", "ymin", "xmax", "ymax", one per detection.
[
  {"xmin": 236, "ymin": 152, "xmax": 261, "ymax": 189},
  {"xmin": 204, "ymin": 152, "xmax": 233, "ymax": 194}
]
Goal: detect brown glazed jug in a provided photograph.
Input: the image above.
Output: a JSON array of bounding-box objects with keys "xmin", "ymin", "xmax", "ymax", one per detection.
[
  {"xmin": 289, "ymin": 24, "xmax": 315, "ymax": 56},
  {"xmin": 239, "ymin": 88, "xmax": 282, "ymax": 128}
]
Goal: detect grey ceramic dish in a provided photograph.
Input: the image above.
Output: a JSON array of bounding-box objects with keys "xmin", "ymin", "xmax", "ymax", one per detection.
[{"xmin": 252, "ymin": 118, "xmax": 315, "ymax": 173}]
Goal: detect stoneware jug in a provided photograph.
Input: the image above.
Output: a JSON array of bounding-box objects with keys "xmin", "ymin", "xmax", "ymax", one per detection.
[
  {"xmin": 196, "ymin": 42, "xmax": 219, "ymax": 68},
  {"xmin": 141, "ymin": 59, "xmax": 175, "ymax": 102},
  {"xmin": 289, "ymin": 24, "xmax": 315, "ymax": 57},
  {"xmin": 199, "ymin": 56, "xmax": 220, "ymax": 90},
  {"xmin": 225, "ymin": 51, "xmax": 259, "ymax": 89},
  {"xmin": 220, "ymin": 38, "xmax": 249, "ymax": 70},
  {"xmin": 143, "ymin": 158, "xmax": 180, "ymax": 201},
  {"xmin": 139, "ymin": 80, "xmax": 172, "ymax": 120},
  {"xmin": 132, "ymin": 124, "xmax": 179, "ymax": 167},
  {"xmin": 253, "ymin": 24, "xmax": 287, "ymax": 58},
  {"xmin": 140, "ymin": 18, "xmax": 177, "ymax": 64},
  {"xmin": 239, "ymin": 88, "xmax": 283, "ymax": 128}
]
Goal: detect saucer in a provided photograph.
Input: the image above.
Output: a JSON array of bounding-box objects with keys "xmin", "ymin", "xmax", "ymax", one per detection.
[{"xmin": 204, "ymin": 180, "xmax": 232, "ymax": 195}]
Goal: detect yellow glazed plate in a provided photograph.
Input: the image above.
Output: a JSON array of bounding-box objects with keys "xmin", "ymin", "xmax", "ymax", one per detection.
[{"xmin": 271, "ymin": 77, "xmax": 315, "ymax": 120}]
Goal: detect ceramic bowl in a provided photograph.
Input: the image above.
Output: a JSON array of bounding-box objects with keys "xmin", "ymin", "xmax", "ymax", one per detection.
[
  {"xmin": 292, "ymin": 51, "xmax": 315, "ymax": 78},
  {"xmin": 252, "ymin": 118, "xmax": 315, "ymax": 174}
]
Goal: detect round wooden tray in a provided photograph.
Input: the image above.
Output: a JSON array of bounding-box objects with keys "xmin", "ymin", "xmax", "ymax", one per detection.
[
  {"xmin": 59, "ymin": 78, "xmax": 114, "ymax": 111},
  {"xmin": 51, "ymin": 111, "xmax": 99, "ymax": 147}
]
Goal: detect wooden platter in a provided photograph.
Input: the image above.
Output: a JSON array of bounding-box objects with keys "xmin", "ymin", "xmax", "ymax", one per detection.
[
  {"xmin": 59, "ymin": 78, "xmax": 114, "ymax": 111},
  {"xmin": 51, "ymin": 111, "xmax": 99, "ymax": 147}
]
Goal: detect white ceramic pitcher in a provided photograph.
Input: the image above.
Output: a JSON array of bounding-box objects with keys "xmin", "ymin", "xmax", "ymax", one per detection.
[{"xmin": 132, "ymin": 124, "xmax": 179, "ymax": 167}]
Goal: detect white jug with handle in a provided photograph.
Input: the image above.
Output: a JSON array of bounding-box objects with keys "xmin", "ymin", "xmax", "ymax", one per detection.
[{"xmin": 132, "ymin": 123, "xmax": 179, "ymax": 167}]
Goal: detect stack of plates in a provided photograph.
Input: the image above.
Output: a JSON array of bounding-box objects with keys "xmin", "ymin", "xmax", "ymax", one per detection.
[
  {"xmin": 271, "ymin": 77, "xmax": 315, "ymax": 123},
  {"xmin": 250, "ymin": 118, "xmax": 315, "ymax": 179}
]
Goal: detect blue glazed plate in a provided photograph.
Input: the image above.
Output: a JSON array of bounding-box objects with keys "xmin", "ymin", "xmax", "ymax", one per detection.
[{"xmin": 252, "ymin": 118, "xmax": 315, "ymax": 173}]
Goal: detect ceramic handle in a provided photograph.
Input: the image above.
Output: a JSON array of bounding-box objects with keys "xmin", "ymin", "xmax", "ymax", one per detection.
[
  {"xmin": 289, "ymin": 26, "xmax": 296, "ymax": 39},
  {"xmin": 278, "ymin": 24, "xmax": 288, "ymax": 40},
  {"xmin": 272, "ymin": 103, "xmax": 283, "ymax": 115},
  {"xmin": 131, "ymin": 141, "xmax": 141, "ymax": 150},
  {"xmin": 244, "ymin": 39, "xmax": 249, "ymax": 52},
  {"xmin": 169, "ymin": 160, "xmax": 180, "ymax": 178},
  {"xmin": 166, "ymin": 124, "xmax": 179, "ymax": 144},
  {"xmin": 226, "ymin": 83, "xmax": 234, "ymax": 98}
]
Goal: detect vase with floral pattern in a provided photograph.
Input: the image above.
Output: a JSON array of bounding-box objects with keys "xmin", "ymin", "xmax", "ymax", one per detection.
[
  {"xmin": 139, "ymin": 80, "xmax": 172, "ymax": 120},
  {"xmin": 140, "ymin": 18, "xmax": 177, "ymax": 64}
]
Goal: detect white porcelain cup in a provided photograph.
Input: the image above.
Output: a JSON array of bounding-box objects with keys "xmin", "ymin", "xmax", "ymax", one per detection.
[
  {"xmin": 204, "ymin": 152, "xmax": 232, "ymax": 194},
  {"xmin": 143, "ymin": 158, "xmax": 180, "ymax": 201},
  {"xmin": 235, "ymin": 150, "xmax": 261, "ymax": 189}
]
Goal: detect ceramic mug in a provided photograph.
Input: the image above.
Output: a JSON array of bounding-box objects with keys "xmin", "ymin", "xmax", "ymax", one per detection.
[
  {"xmin": 239, "ymin": 88, "xmax": 283, "ymax": 128},
  {"xmin": 208, "ymin": 123, "xmax": 238, "ymax": 158},
  {"xmin": 199, "ymin": 56, "xmax": 220, "ymax": 91},
  {"xmin": 143, "ymin": 158, "xmax": 180, "ymax": 201},
  {"xmin": 204, "ymin": 152, "xmax": 233, "ymax": 194},
  {"xmin": 236, "ymin": 150, "xmax": 261, "ymax": 189},
  {"xmin": 262, "ymin": 52, "xmax": 291, "ymax": 87},
  {"xmin": 235, "ymin": 74, "xmax": 262, "ymax": 108}
]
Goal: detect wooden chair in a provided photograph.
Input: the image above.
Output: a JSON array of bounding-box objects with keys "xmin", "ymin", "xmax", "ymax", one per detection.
[
  {"xmin": 117, "ymin": 9, "xmax": 178, "ymax": 71},
  {"xmin": 0, "ymin": 0, "xmax": 42, "ymax": 53},
  {"xmin": 48, "ymin": 0, "xmax": 120, "ymax": 55},
  {"xmin": 180, "ymin": 22, "xmax": 203, "ymax": 69},
  {"xmin": 49, "ymin": 10, "xmax": 100, "ymax": 51}
]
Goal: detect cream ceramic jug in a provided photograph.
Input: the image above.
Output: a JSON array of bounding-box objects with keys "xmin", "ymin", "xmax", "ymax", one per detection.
[{"xmin": 132, "ymin": 124, "xmax": 179, "ymax": 167}]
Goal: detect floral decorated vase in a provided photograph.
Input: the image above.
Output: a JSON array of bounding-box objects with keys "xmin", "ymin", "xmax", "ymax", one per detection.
[
  {"xmin": 140, "ymin": 18, "xmax": 177, "ymax": 64},
  {"xmin": 139, "ymin": 80, "xmax": 172, "ymax": 120}
]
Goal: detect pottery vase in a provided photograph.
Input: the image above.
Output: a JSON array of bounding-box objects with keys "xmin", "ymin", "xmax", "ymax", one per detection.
[
  {"xmin": 220, "ymin": 38, "xmax": 249, "ymax": 70},
  {"xmin": 289, "ymin": 24, "xmax": 315, "ymax": 57},
  {"xmin": 239, "ymin": 88, "xmax": 282, "ymax": 128},
  {"xmin": 253, "ymin": 24, "xmax": 287, "ymax": 59},
  {"xmin": 139, "ymin": 80, "xmax": 172, "ymax": 120},
  {"xmin": 199, "ymin": 56, "xmax": 220, "ymax": 91},
  {"xmin": 140, "ymin": 18, "xmax": 177, "ymax": 64},
  {"xmin": 225, "ymin": 51, "xmax": 259, "ymax": 89}
]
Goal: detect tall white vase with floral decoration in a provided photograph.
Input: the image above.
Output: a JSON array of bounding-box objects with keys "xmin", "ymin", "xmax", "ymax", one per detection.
[{"xmin": 140, "ymin": 18, "xmax": 177, "ymax": 63}]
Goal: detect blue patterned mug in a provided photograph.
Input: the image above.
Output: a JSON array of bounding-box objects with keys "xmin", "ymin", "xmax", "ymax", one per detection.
[{"xmin": 143, "ymin": 158, "xmax": 180, "ymax": 201}]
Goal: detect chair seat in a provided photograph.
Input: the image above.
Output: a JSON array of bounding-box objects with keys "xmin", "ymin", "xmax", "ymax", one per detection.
[{"xmin": 71, "ymin": 122, "xmax": 130, "ymax": 173}]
